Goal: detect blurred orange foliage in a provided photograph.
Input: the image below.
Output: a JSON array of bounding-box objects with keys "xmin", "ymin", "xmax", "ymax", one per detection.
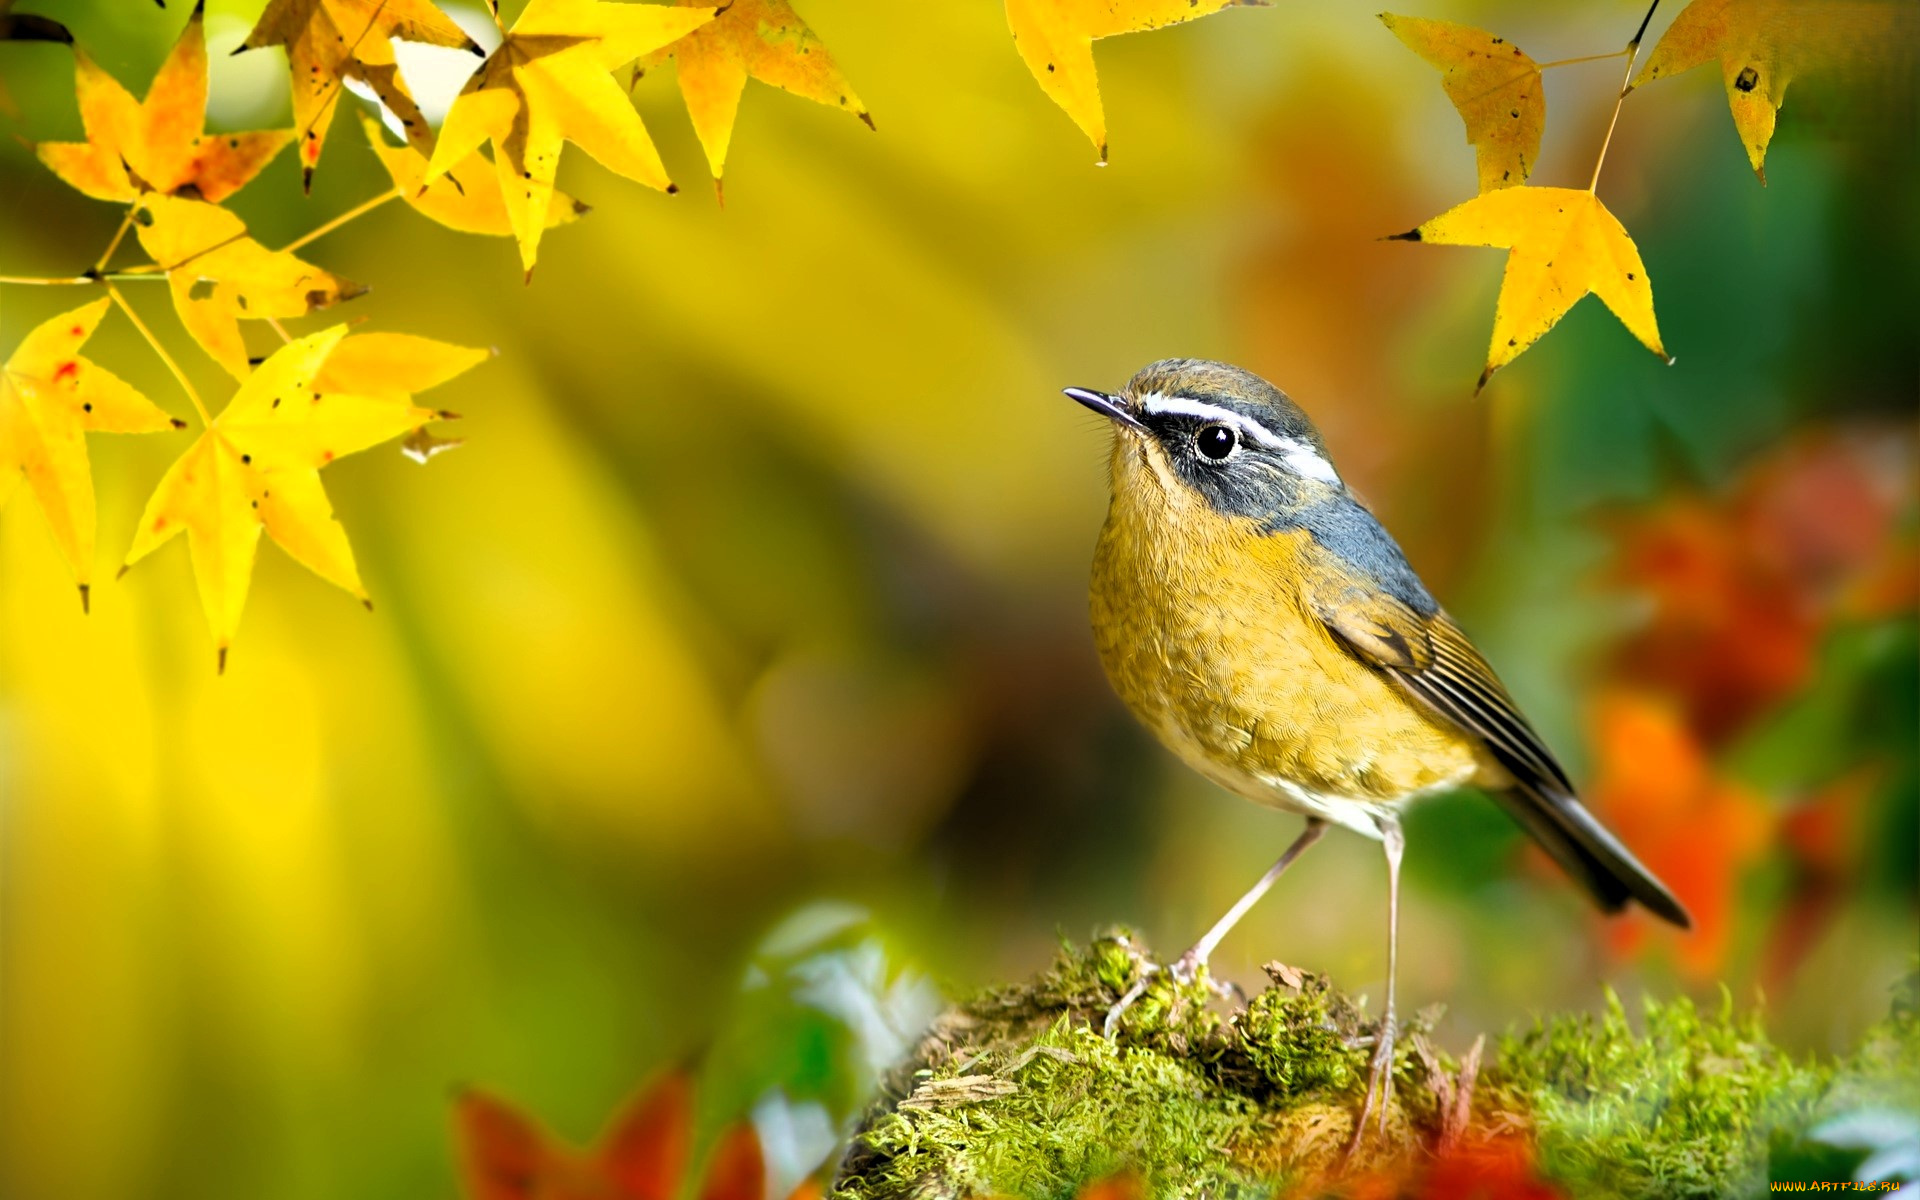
[
  {"xmin": 1326, "ymin": 1133, "xmax": 1565, "ymax": 1200},
  {"xmin": 1586, "ymin": 687, "xmax": 1771, "ymax": 978}
]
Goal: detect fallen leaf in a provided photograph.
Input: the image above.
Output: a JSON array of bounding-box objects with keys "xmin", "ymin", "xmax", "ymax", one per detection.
[
  {"xmin": 636, "ymin": 0, "xmax": 871, "ymax": 191},
  {"xmin": 36, "ymin": 0, "xmax": 291, "ymax": 204},
  {"xmin": 1381, "ymin": 14, "xmax": 1544, "ymax": 192},
  {"xmin": 0, "ymin": 298, "xmax": 180, "ymax": 606},
  {"xmin": 131, "ymin": 193, "xmax": 366, "ymax": 380},
  {"xmin": 425, "ymin": 0, "xmax": 717, "ymax": 277},
  {"xmin": 1004, "ymin": 0, "xmax": 1266, "ymax": 163},
  {"xmin": 1632, "ymin": 0, "xmax": 1914, "ymax": 183},
  {"xmin": 1586, "ymin": 687, "xmax": 1772, "ymax": 979},
  {"xmin": 1393, "ymin": 186, "xmax": 1667, "ymax": 390},
  {"xmin": 120, "ymin": 326, "xmax": 472, "ymax": 668},
  {"xmin": 360, "ymin": 112, "xmax": 587, "ymax": 238},
  {"xmin": 236, "ymin": 0, "xmax": 481, "ymax": 189}
]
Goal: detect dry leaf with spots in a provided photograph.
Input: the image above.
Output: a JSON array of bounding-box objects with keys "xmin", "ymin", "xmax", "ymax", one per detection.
[
  {"xmin": 454, "ymin": 1072, "xmax": 781, "ymax": 1200},
  {"xmin": 120, "ymin": 326, "xmax": 476, "ymax": 669},
  {"xmin": 1, "ymin": 299, "xmax": 182, "ymax": 607},
  {"xmin": 131, "ymin": 194, "xmax": 366, "ymax": 380},
  {"xmin": 1632, "ymin": 0, "xmax": 1915, "ymax": 183},
  {"xmin": 1381, "ymin": 14, "xmax": 1544, "ymax": 192},
  {"xmin": 236, "ymin": 0, "xmax": 480, "ymax": 189},
  {"xmin": 425, "ymin": 0, "xmax": 717, "ymax": 277},
  {"xmin": 36, "ymin": 0, "xmax": 291, "ymax": 204},
  {"xmin": 1393, "ymin": 187, "xmax": 1667, "ymax": 389},
  {"xmin": 360, "ymin": 113, "xmax": 589, "ymax": 239},
  {"xmin": 1005, "ymin": 0, "xmax": 1266, "ymax": 163},
  {"xmin": 635, "ymin": 0, "xmax": 871, "ymax": 193}
]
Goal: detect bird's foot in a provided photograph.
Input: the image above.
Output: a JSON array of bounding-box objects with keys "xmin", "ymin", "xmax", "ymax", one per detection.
[
  {"xmin": 1344, "ymin": 1009, "xmax": 1398, "ymax": 1160},
  {"xmin": 1103, "ymin": 947, "xmax": 1242, "ymax": 1037},
  {"xmin": 1102, "ymin": 965, "xmax": 1158, "ymax": 1038}
]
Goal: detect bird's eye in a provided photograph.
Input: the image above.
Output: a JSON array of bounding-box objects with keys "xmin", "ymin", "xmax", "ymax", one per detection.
[{"xmin": 1195, "ymin": 424, "xmax": 1238, "ymax": 461}]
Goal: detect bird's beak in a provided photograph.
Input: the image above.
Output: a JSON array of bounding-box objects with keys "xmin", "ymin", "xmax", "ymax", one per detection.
[{"xmin": 1064, "ymin": 387, "xmax": 1148, "ymax": 432}]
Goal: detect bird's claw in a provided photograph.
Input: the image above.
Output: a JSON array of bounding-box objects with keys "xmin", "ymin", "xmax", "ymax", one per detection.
[
  {"xmin": 1343, "ymin": 1010, "xmax": 1399, "ymax": 1159},
  {"xmin": 1103, "ymin": 967, "xmax": 1158, "ymax": 1038}
]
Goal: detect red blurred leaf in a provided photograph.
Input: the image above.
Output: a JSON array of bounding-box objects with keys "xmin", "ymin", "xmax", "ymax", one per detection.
[
  {"xmin": 1602, "ymin": 425, "xmax": 1916, "ymax": 744},
  {"xmin": 452, "ymin": 1088, "xmax": 559, "ymax": 1200},
  {"xmin": 697, "ymin": 1124, "xmax": 766, "ymax": 1200},
  {"xmin": 1763, "ymin": 769, "xmax": 1879, "ymax": 988},
  {"xmin": 454, "ymin": 1071, "xmax": 780, "ymax": 1200},
  {"xmin": 601, "ymin": 1071, "xmax": 695, "ymax": 1200}
]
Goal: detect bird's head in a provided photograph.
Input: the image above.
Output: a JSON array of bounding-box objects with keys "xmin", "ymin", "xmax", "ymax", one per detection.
[{"xmin": 1065, "ymin": 359, "xmax": 1343, "ymax": 520}]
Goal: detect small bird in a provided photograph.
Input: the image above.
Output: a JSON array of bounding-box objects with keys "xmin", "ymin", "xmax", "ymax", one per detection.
[{"xmin": 1067, "ymin": 359, "xmax": 1690, "ymax": 1137}]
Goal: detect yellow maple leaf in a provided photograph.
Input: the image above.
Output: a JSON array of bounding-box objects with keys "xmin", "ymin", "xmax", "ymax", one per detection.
[
  {"xmin": 236, "ymin": 0, "xmax": 480, "ymax": 190},
  {"xmin": 121, "ymin": 326, "xmax": 481, "ymax": 671},
  {"xmin": 131, "ymin": 194, "xmax": 366, "ymax": 381},
  {"xmin": 635, "ymin": 0, "xmax": 871, "ymax": 192},
  {"xmin": 1631, "ymin": 0, "xmax": 1912, "ymax": 184},
  {"xmin": 1005, "ymin": 0, "xmax": 1266, "ymax": 163},
  {"xmin": 35, "ymin": 0, "xmax": 291, "ymax": 204},
  {"xmin": 360, "ymin": 113, "xmax": 588, "ymax": 239},
  {"xmin": 425, "ymin": 0, "xmax": 716, "ymax": 278},
  {"xmin": 1, "ymin": 298, "xmax": 182, "ymax": 608},
  {"xmin": 1393, "ymin": 186, "xmax": 1669, "ymax": 389},
  {"xmin": 1380, "ymin": 14, "xmax": 1543, "ymax": 192}
]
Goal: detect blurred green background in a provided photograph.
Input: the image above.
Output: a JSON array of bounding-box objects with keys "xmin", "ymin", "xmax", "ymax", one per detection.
[{"xmin": 0, "ymin": 1, "xmax": 1914, "ymax": 1197}]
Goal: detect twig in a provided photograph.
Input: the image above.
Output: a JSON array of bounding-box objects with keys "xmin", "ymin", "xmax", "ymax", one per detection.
[
  {"xmin": 93, "ymin": 210, "xmax": 134, "ymax": 273},
  {"xmin": 279, "ymin": 189, "xmax": 398, "ymax": 254},
  {"xmin": 1589, "ymin": 0, "xmax": 1661, "ymax": 192},
  {"xmin": 107, "ymin": 282, "xmax": 210, "ymax": 427},
  {"xmin": 0, "ymin": 272, "xmax": 164, "ymax": 286}
]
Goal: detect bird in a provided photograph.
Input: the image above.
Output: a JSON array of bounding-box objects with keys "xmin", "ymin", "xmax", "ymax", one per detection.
[{"xmin": 1065, "ymin": 358, "xmax": 1691, "ymax": 1139}]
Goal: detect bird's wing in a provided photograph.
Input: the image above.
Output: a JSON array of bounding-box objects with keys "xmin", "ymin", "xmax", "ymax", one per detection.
[
  {"xmin": 1307, "ymin": 578, "xmax": 1575, "ymax": 797},
  {"xmin": 1307, "ymin": 564, "xmax": 1692, "ymax": 928}
]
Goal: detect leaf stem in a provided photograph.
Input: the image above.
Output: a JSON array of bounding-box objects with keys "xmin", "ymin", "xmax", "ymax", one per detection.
[
  {"xmin": 1537, "ymin": 50, "xmax": 1631, "ymax": 70},
  {"xmin": 1589, "ymin": 0, "xmax": 1661, "ymax": 193},
  {"xmin": 107, "ymin": 282, "xmax": 211, "ymax": 427},
  {"xmin": 93, "ymin": 211, "xmax": 135, "ymax": 273},
  {"xmin": 0, "ymin": 272, "xmax": 168, "ymax": 285},
  {"xmin": 279, "ymin": 189, "xmax": 399, "ymax": 254}
]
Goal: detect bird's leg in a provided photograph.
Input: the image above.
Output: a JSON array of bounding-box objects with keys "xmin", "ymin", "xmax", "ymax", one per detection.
[
  {"xmin": 1104, "ymin": 819, "xmax": 1326, "ymax": 1037},
  {"xmin": 1350, "ymin": 815, "xmax": 1405, "ymax": 1151}
]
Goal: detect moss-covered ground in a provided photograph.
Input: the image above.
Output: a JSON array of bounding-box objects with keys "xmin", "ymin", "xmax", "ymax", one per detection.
[{"xmin": 830, "ymin": 933, "xmax": 1918, "ymax": 1199}]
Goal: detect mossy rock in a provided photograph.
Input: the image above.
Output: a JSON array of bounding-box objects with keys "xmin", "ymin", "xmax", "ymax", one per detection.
[{"xmin": 830, "ymin": 934, "xmax": 1919, "ymax": 1200}]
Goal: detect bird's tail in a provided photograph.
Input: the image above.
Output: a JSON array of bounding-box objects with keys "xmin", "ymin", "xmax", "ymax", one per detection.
[{"xmin": 1492, "ymin": 783, "xmax": 1692, "ymax": 929}]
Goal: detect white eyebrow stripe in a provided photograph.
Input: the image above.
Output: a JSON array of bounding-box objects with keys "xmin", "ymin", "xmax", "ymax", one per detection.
[
  {"xmin": 1275, "ymin": 436, "xmax": 1342, "ymax": 484},
  {"xmin": 1134, "ymin": 393, "xmax": 1286, "ymax": 447},
  {"xmin": 1135, "ymin": 392, "xmax": 1343, "ymax": 484}
]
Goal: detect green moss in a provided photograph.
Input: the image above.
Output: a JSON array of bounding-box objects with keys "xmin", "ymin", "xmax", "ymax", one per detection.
[
  {"xmin": 1486, "ymin": 988, "xmax": 1825, "ymax": 1199},
  {"xmin": 832, "ymin": 939, "xmax": 1920, "ymax": 1200}
]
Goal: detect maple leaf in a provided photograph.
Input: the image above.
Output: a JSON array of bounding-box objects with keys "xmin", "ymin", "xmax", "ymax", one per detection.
[
  {"xmin": 1392, "ymin": 186, "xmax": 1668, "ymax": 390},
  {"xmin": 131, "ymin": 193, "xmax": 366, "ymax": 380},
  {"xmin": 35, "ymin": 1, "xmax": 291, "ymax": 204},
  {"xmin": 360, "ymin": 112, "xmax": 588, "ymax": 238},
  {"xmin": 425, "ymin": 0, "xmax": 717, "ymax": 278},
  {"xmin": 1005, "ymin": 0, "xmax": 1267, "ymax": 163},
  {"xmin": 1585, "ymin": 687, "xmax": 1771, "ymax": 979},
  {"xmin": 634, "ymin": 0, "xmax": 871, "ymax": 193},
  {"xmin": 1380, "ymin": 14, "xmax": 1544, "ymax": 192},
  {"xmin": 1, "ymin": 298, "xmax": 181, "ymax": 609},
  {"xmin": 236, "ymin": 0, "xmax": 481, "ymax": 190},
  {"xmin": 120, "ymin": 326, "xmax": 476, "ymax": 670},
  {"xmin": 1631, "ymin": 0, "xmax": 1914, "ymax": 184},
  {"xmin": 454, "ymin": 1072, "xmax": 785, "ymax": 1200}
]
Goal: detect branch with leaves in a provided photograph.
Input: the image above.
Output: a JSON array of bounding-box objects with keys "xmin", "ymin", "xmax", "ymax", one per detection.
[
  {"xmin": 1380, "ymin": 0, "xmax": 1911, "ymax": 390},
  {"xmin": 1, "ymin": 0, "xmax": 1904, "ymax": 667}
]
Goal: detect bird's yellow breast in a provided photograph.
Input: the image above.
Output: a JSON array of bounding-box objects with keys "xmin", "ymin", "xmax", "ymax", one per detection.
[{"xmin": 1090, "ymin": 442, "xmax": 1482, "ymax": 820}]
